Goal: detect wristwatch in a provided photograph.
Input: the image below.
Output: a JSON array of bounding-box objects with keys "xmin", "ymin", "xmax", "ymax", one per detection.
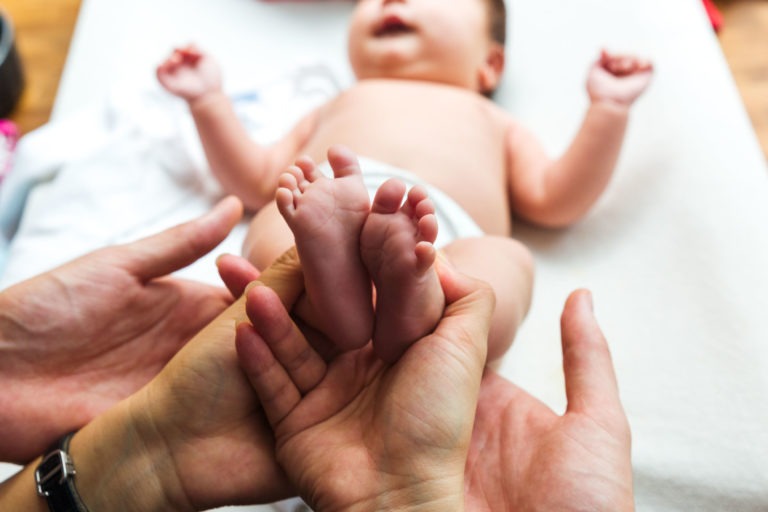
[{"xmin": 35, "ymin": 433, "xmax": 90, "ymax": 512}]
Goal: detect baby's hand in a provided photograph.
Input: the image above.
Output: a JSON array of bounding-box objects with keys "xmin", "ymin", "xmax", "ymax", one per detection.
[
  {"xmin": 156, "ymin": 44, "xmax": 223, "ymax": 103},
  {"xmin": 587, "ymin": 50, "xmax": 654, "ymax": 107}
]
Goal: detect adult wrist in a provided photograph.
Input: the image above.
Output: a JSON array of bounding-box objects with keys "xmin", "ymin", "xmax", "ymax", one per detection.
[
  {"xmin": 339, "ymin": 475, "xmax": 464, "ymax": 512},
  {"xmin": 381, "ymin": 487, "xmax": 464, "ymax": 512},
  {"xmin": 68, "ymin": 392, "xmax": 187, "ymax": 512}
]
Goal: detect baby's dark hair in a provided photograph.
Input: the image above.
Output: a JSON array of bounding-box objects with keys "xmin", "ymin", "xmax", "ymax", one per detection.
[{"xmin": 484, "ymin": 0, "xmax": 507, "ymax": 47}]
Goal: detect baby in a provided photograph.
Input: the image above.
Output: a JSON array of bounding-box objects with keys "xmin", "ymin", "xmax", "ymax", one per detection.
[{"xmin": 157, "ymin": 0, "xmax": 653, "ymax": 363}]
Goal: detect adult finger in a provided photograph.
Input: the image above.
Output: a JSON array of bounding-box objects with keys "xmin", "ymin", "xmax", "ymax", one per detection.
[
  {"xmin": 236, "ymin": 321, "xmax": 302, "ymax": 428},
  {"xmin": 436, "ymin": 257, "xmax": 496, "ymax": 345},
  {"xmin": 245, "ymin": 285, "xmax": 327, "ymax": 394},
  {"xmin": 561, "ymin": 290, "xmax": 623, "ymax": 415},
  {"xmin": 434, "ymin": 256, "xmax": 495, "ymax": 362},
  {"xmin": 216, "ymin": 253, "xmax": 261, "ymax": 298},
  {"xmin": 122, "ymin": 196, "xmax": 243, "ymax": 282},
  {"xmin": 249, "ymin": 246, "xmax": 339, "ymax": 361},
  {"xmin": 252, "ymin": 246, "xmax": 305, "ymax": 310}
]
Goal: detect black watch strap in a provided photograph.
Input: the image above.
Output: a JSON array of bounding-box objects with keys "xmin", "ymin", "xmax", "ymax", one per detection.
[{"xmin": 35, "ymin": 433, "xmax": 90, "ymax": 512}]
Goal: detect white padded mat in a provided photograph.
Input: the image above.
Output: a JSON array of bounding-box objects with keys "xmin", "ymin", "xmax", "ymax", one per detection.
[{"xmin": 1, "ymin": 0, "xmax": 767, "ymax": 510}]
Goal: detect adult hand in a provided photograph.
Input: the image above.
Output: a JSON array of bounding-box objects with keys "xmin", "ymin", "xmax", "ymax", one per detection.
[
  {"xmin": 71, "ymin": 249, "xmax": 308, "ymax": 511},
  {"xmin": 465, "ymin": 290, "xmax": 634, "ymax": 511},
  {"xmin": 587, "ymin": 50, "xmax": 653, "ymax": 107},
  {"xmin": 235, "ymin": 259, "xmax": 495, "ymax": 511},
  {"xmin": 0, "ymin": 196, "xmax": 244, "ymax": 463},
  {"xmin": 0, "ymin": 250, "xmax": 293, "ymax": 511}
]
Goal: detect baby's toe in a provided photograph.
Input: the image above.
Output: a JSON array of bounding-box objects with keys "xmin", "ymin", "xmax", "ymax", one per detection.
[
  {"xmin": 371, "ymin": 179, "xmax": 407, "ymax": 215},
  {"xmin": 417, "ymin": 213, "xmax": 438, "ymax": 245}
]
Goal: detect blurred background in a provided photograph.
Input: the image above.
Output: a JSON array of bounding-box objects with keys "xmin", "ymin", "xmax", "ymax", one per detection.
[{"xmin": 0, "ymin": 0, "xmax": 766, "ymax": 159}]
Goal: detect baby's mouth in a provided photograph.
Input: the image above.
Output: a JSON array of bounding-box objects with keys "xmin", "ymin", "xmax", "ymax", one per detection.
[{"xmin": 374, "ymin": 15, "xmax": 414, "ymax": 37}]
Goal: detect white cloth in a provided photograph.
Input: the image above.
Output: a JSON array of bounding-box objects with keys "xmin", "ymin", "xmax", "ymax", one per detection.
[
  {"xmin": 0, "ymin": 66, "xmax": 340, "ymax": 289},
  {"xmin": 319, "ymin": 156, "xmax": 484, "ymax": 249}
]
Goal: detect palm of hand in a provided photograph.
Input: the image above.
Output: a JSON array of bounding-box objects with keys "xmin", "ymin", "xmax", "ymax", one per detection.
[
  {"xmin": 0, "ymin": 248, "xmax": 231, "ymax": 461},
  {"xmin": 274, "ymin": 344, "xmax": 471, "ymax": 510},
  {"xmin": 465, "ymin": 373, "xmax": 634, "ymax": 511},
  {"xmin": 236, "ymin": 269, "xmax": 492, "ymax": 510},
  {"xmin": 273, "ymin": 349, "xmax": 394, "ymax": 508}
]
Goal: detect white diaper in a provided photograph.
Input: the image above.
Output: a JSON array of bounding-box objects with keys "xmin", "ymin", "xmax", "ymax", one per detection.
[{"xmin": 319, "ymin": 157, "xmax": 484, "ymax": 249}]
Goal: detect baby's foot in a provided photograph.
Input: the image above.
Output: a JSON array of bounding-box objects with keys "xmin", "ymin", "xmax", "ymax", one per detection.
[
  {"xmin": 360, "ymin": 179, "xmax": 445, "ymax": 363},
  {"xmin": 276, "ymin": 145, "xmax": 374, "ymax": 350}
]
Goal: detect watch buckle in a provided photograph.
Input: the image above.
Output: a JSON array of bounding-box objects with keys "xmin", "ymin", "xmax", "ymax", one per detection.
[{"xmin": 35, "ymin": 450, "xmax": 76, "ymax": 497}]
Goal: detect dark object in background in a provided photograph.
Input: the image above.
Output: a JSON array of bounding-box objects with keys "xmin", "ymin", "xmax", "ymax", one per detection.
[{"xmin": 0, "ymin": 8, "xmax": 25, "ymax": 118}]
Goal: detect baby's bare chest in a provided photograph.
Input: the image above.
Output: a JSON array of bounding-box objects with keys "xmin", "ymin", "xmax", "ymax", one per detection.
[{"xmin": 309, "ymin": 83, "xmax": 504, "ymax": 154}]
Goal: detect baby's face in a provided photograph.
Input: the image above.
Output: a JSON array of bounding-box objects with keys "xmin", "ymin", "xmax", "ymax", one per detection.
[{"xmin": 348, "ymin": 0, "xmax": 500, "ymax": 92}]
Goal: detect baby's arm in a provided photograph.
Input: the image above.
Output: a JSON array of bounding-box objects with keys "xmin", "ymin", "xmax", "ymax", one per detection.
[
  {"xmin": 157, "ymin": 46, "xmax": 318, "ymax": 210},
  {"xmin": 508, "ymin": 50, "xmax": 653, "ymax": 227}
]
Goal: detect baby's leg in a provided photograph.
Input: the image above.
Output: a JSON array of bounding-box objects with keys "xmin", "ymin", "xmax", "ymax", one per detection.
[
  {"xmin": 361, "ymin": 180, "xmax": 444, "ymax": 363},
  {"xmin": 441, "ymin": 236, "xmax": 534, "ymax": 364},
  {"xmin": 242, "ymin": 202, "xmax": 295, "ymax": 270},
  {"xmin": 276, "ymin": 147, "xmax": 374, "ymax": 350}
]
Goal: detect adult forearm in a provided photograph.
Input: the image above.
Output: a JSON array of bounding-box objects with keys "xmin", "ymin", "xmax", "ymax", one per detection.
[
  {"xmin": 0, "ymin": 463, "xmax": 49, "ymax": 512},
  {"xmin": 0, "ymin": 398, "xmax": 178, "ymax": 512},
  {"xmin": 325, "ymin": 474, "xmax": 464, "ymax": 512},
  {"xmin": 70, "ymin": 397, "xmax": 189, "ymax": 512}
]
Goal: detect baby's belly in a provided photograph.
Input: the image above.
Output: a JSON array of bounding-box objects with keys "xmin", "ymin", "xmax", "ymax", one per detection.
[{"xmin": 424, "ymin": 174, "xmax": 512, "ymax": 236}]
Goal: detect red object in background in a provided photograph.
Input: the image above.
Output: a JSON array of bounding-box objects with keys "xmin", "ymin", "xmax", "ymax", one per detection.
[
  {"xmin": 702, "ymin": 0, "xmax": 724, "ymax": 32},
  {"xmin": 0, "ymin": 119, "xmax": 19, "ymax": 183}
]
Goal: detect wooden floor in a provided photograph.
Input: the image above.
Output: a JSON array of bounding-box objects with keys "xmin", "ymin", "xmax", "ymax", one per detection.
[
  {"xmin": 2, "ymin": 0, "xmax": 768, "ymax": 159},
  {"xmin": 2, "ymin": 0, "xmax": 82, "ymax": 133},
  {"xmin": 713, "ymin": 0, "xmax": 768, "ymax": 158}
]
